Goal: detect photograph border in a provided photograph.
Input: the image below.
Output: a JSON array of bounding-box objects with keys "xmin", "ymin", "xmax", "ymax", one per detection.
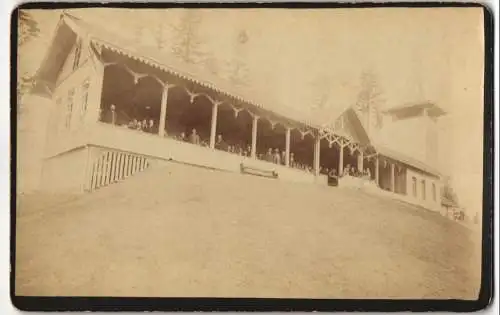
[{"xmin": 10, "ymin": 1, "xmax": 495, "ymax": 312}]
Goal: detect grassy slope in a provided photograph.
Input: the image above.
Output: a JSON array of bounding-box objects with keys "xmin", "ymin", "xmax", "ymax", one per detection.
[{"xmin": 15, "ymin": 163, "xmax": 481, "ymax": 298}]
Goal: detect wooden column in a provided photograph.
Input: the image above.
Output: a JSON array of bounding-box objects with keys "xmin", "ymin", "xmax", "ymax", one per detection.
[
  {"xmin": 158, "ymin": 86, "xmax": 169, "ymax": 137},
  {"xmin": 375, "ymin": 155, "xmax": 380, "ymax": 186},
  {"xmin": 314, "ymin": 135, "xmax": 320, "ymax": 176},
  {"xmin": 209, "ymin": 102, "xmax": 219, "ymax": 149},
  {"xmin": 285, "ymin": 127, "xmax": 291, "ymax": 166},
  {"xmin": 358, "ymin": 150, "xmax": 364, "ymax": 172},
  {"xmin": 339, "ymin": 140, "xmax": 344, "ymax": 176},
  {"xmin": 390, "ymin": 162, "xmax": 396, "ymax": 192},
  {"xmin": 251, "ymin": 115, "xmax": 258, "ymax": 158}
]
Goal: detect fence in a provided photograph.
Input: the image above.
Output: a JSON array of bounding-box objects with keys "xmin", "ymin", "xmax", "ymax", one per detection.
[{"xmin": 88, "ymin": 149, "xmax": 150, "ymax": 191}]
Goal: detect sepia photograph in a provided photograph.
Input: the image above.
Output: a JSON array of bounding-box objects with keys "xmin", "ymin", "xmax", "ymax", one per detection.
[{"xmin": 12, "ymin": 3, "xmax": 492, "ymax": 310}]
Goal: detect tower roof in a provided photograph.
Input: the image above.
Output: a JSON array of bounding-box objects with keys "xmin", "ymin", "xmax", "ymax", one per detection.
[{"xmin": 382, "ymin": 101, "xmax": 446, "ymax": 118}]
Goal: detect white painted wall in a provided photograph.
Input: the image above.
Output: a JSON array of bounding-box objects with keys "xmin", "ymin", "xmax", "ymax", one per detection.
[
  {"xmin": 46, "ymin": 61, "xmax": 94, "ymax": 157},
  {"xmin": 373, "ymin": 113, "xmax": 441, "ymax": 171},
  {"xmin": 18, "ymin": 42, "xmax": 96, "ymax": 193},
  {"xmin": 88, "ymin": 123, "xmax": 321, "ymax": 186},
  {"xmin": 17, "ymin": 94, "xmax": 52, "ymax": 193},
  {"xmin": 375, "ymin": 116, "xmax": 427, "ymax": 165},
  {"xmin": 405, "ymin": 168, "xmax": 442, "ymax": 212},
  {"xmin": 41, "ymin": 147, "xmax": 90, "ymax": 194}
]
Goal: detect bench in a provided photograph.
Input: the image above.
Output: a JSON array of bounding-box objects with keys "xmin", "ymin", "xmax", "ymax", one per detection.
[{"xmin": 240, "ymin": 163, "xmax": 278, "ymax": 179}]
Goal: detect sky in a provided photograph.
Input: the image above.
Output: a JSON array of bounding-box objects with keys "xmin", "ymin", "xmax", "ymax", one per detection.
[{"xmin": 20, "ymin": 8, "xmax": 485, "ymax": 214}]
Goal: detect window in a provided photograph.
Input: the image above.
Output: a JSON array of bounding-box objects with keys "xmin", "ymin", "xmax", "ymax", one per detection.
[
  {"xmin": 80, "ymin": 79, "xmax": 90, "ymax": 120},
  {"xmin": 421, "ymin": 180, "xmax": 426, "ymax": 200},
  {"xmin": 66, "ymin": 88, "xmax": 75, "ymax": 129},
  {"xmin": 73, "ymin": 39, "xmax": 82, "ymax": 70},
  {"xmin": 432, "ymin": 183, "xmax": 437, "ymax": 202},
  {"xmin": 412, "ymin": 177, "xmax": 417, "ymax": 197}
]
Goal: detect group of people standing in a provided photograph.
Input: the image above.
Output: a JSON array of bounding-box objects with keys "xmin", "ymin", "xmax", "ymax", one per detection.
[
  {"xmin": 101, "ymin": 104, "xmax": 159, "ymax": 135},
  {"xmin": 342, "ymin": 163, "xmax": 373, "ymax": 181},
  {"xmin": 214, "ymin": 134, "xmax": 251, "ymax": 156},
  {"xmin": 173, "ymin": 128, "xmax": 208, "ymax": 147},
  {"xmin": 100, "ymin": 104, "xmax": 373, "ymax": 183},
  {"xmin": 215, "ymin": 134, "xmax": 315, "ymax": 173},
  {"xmin": 126, "ymin": 118, "xmax": 157, "ymax": 134}
]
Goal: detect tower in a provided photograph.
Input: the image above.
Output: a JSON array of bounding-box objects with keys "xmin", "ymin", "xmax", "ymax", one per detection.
[{"xmin": 376, "ymin": 102, "xmax": 446, "ymax": 169}]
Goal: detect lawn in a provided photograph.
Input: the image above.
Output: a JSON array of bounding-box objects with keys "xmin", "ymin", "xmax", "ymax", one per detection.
[{"xmin": 15, "ymin": 163, "xmax": 482, "ymax": 299}]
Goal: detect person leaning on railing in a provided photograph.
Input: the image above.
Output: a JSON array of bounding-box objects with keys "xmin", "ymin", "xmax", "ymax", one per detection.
[
  {"xmin": 273, "ymin": 148, "xmax": 281, "ymax": 164},
  {"xmin": 188, "ymin": 128, "xmax": 200, "ymax": 145}
]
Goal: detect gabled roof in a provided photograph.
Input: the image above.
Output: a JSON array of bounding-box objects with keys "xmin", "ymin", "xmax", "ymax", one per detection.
[
  {"xmin": 37, "ymin": 13, "xmax": 355, "ymax": 133},
  {"xmin": 336, "ymin": 108, "xmax": 372, "ymax": 146},
  {"xmin": 376, "ymin": 144, "xmax": 441, "ymax": 178},
  {"xmin": 33, "ymin": 15, "xmax": 78, "ymax": 94},
  {"xmin": 35, "ymin": 13, "xmax": 443, "ymax": 177}
]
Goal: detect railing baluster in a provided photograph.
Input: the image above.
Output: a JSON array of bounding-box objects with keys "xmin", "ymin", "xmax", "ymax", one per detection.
[
  {"xmin": 86, "ymin": 149, "xmax": 153, "ymax": 192},
  {"xmin": 117, "ymin": 153, "xmax": 124, "ymax": 181},
  {"xmin": 98, "ymin": 153, "xmax": 106, "ymax": 188},
  {"xmin": 108, "ymin": 151, "xmax": 114, "ymax": 183},
  {"xmin": 140, "ymin": 157, "xmax": 145, "ymax": 172},
  {"xmin": 97, "ymin": 154, "xmax": 104, "ymax": 189},
  {"xmin": 127, "ymin": 154, "xmax": 134, "ymax": 177},
  {"xmin": 104, "ymin": 151, "xmax": 111, "ymax": 186},
  {"xmin": 115, "ymin": 152, "xmax": 122, "ymax": 181},
  {"xmin": 109, "ymin": 151, "xmax": 114, "ymax": 184},
  {"xmin": 90, "ymin": 158, "xmax": 99, "ymax": 190},
  {"xmin": 124, "ymin": 154, "xmax": 130, "ymax": 178},
  {"xmin": 131, "ymin": 156, "xmax": 136, "ymax": 175},
  {"xmin": 111, "ymin": 151, "xmax": 118, "ymax": 182}
]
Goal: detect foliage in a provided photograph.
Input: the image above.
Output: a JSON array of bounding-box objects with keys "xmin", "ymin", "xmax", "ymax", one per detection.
[
  {"xmin": 441, "ymin": 177, "xmax": 460, "ymax": 207},
  {"xmin": 310, "ymin": 74, "xmax": 332, "ymax": 112},
  {"xmin": 17, "ymin": 11, "xmax": 40, "ymax": 107},
  {"xmin": 18, "ymin": 10, "xmax": 40, "ymax": 46},
  {"xmin": 225, "ymin": 30, "xmax": 250, "ymax": 86},
  {"xmin": 170, "ymin": 10, "xmax": 206, "ymax": 64},
  {"xmin": 355, "ymin": 70, "xmax": 385, "ymax": 131}
]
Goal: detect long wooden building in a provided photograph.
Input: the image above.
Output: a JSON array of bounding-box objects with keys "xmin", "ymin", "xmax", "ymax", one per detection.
[{"xmin": 27, "ymin": 13, "xmax": 445, "ymax": 212}]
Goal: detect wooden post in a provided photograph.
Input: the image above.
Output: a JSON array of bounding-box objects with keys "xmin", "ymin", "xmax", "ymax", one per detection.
[
  {"xmin": 358, "ymin": 150, "xmax": 364, "ymax": 173},
  {"xmin": 251, "ymin": 115, "xmax": 258, "ymax": 158},
  {"xmin": 209, "ymin": 102, "xmax": 219, "ymax": 149},
  {"xmin": 314, "ymin": 135, "xmax": 320, "ymax": 176},
  {"xmin": 390, "ymin": 162, "xmax": 395, "ymax": 192},
  {"xmin": 375, "ymin": 155, "xmax": 380, "ymax": 186},
  {"xmin": 339, "ymin": 140, "xmax": 344, "ymax": 176},
  {"xmin": 158, "ymin": 86, "xmax": 169, "ymax": 137},
  {"xmin": 285, "ymin": 127, "xmax": 291, "ymax": 166}
]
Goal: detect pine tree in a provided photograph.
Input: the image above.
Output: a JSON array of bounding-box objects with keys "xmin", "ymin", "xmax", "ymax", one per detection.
[
  {"xmin": 154, "ymin": 22, "xmax": 167, "ymax": 50},
  {"xmin": 204, "ymin": 56, "xmax": 219, "ymax": 76},
  {"xmin": 308, "ymin": 74, "xmax": 335, "ymax": 127},
  {"xmin": 170, "ymin": 10, "xmax": 206, "ymax": 64},
  {"xmin": 442, "ymin": 176, "xmax": 459, "ymax": 207},
  {"xmin": 355, "ymin": 70, "xmax": 385, "ymax": 133},
  {"xmin": 18, "ymin": 10, "xmax": 40, "ymax": 46},
  {"xmin": 225, "ymin": 29, "xmax": 250, "ymax": 86}
]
